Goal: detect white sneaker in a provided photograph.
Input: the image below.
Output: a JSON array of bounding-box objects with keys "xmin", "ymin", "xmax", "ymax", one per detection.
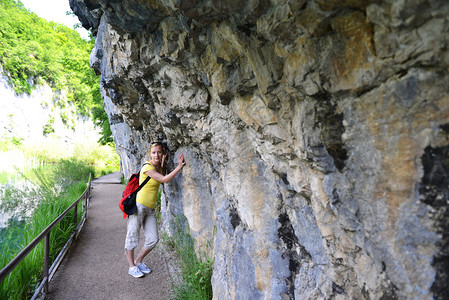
[
  {"xmin": 128, "ymin": 266, "xmax": 144, "ymax": 278},
  {"xmin": 136, "ymin": 262, "xmax": 152, "ymax": 274}
]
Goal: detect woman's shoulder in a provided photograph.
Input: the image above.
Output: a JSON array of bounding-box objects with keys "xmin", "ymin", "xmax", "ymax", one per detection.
[{"xmin": 142, "ymin": 161, "xmax": 156, "ymax": 171}]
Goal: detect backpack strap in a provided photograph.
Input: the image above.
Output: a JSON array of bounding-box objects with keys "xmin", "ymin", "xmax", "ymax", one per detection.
[{"xmin": 135, "ymin": 163, "xmax": 151, "ymax": 193}]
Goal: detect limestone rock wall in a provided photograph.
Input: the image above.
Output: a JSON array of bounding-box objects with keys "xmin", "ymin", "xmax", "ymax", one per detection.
[{"xmin": 71, "ymin": 0, "xmax": 449, "ymax": 299}]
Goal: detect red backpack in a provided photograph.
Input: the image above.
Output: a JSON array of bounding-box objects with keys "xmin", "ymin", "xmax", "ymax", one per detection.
[{"xmin": 119, "ymin": 163, "xmax": 150, "ymax": 219}]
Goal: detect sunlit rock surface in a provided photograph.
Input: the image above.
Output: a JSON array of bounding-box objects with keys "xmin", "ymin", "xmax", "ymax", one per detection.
[{"xmin": 71, "ymin": 0, "xmax": 449, "ymax": 299}]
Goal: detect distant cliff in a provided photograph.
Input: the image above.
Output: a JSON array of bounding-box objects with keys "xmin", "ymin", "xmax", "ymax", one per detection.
[
  {"xmin": 0, "ymin": 72, "xmax": 97, "ymax": 147},
  {"xmin": 70, "ymin": 0, "xmax": 449, "ymax": 299}
]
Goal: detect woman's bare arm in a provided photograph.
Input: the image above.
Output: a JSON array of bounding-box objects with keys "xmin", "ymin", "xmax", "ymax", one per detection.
[{"xmin": 145, "ymin": 154, "xmax": 186, "ymax": 183}]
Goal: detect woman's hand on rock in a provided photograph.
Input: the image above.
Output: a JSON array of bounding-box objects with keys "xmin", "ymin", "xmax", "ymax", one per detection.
[{"xmin": 178, "ymin": 154, "xmax": 186, "ymax": 167}]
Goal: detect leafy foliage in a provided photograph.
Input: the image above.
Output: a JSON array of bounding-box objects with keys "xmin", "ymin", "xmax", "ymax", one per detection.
[{"xmin": 0, "ymin": 0, "xmax": 112, "ymax": 144}]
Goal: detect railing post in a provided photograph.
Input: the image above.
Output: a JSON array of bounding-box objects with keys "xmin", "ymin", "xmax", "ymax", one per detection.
[
  {"xmin": 44, "ymin": 233, "xmax": 50, "ymax": 294},
  {"xmin": 84, "ymin": 188, "xmax": 88, "ymax": 218},
  {"xmin": 73, "ymin": 202, "xmax": 78, "ymax": 230}
]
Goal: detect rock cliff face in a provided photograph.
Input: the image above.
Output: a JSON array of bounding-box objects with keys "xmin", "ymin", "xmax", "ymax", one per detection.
[
  {"xmin": 70, "ymin": 0, "xmax": 449, "ymax": 299},
  {"xmin": 0, "ymin": 72, "xmax": 98, "ymax": 147}
]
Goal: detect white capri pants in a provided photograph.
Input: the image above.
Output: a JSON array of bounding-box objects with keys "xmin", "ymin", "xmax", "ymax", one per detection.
[{"xmin": 124, "ymin": 202, "xmax": 159, "ymax": 251}]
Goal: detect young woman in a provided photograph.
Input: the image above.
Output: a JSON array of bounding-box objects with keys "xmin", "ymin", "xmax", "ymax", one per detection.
[{"xmin": 125, "ymin": 142, "xmax": 186, "ymax": 278}]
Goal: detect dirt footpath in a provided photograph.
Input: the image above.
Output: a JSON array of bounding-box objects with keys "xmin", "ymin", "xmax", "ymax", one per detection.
[{"xmin": 47, "ymin": 172, "xmax": 178, "ymax": 300}]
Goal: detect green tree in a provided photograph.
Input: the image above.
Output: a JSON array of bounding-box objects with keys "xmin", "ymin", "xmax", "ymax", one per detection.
[{"xmin": 0, "ymin": 0, "xmax": 112, "ymax": 144}]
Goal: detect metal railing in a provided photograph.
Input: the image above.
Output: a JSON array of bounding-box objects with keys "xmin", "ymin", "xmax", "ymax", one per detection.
[{"xmin": 0, "ymin": 174, "xmax": 92, "ymax": 299}]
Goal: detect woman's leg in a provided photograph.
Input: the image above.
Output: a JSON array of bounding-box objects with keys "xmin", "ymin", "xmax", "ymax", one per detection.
[
  {"xmin": 135, "ymin": 208, "xmax": 159, "ymax": 263},
  {"xmin": 124, "ymin": 207, "xmax": 143, "ymax": 267},
  {"xmin": 126, "ymin": 249, "xmax": 135, "ymax": 268},
  {"xmin": 135, "ymin": 246, "xmax": 152, "ymax": 264}
]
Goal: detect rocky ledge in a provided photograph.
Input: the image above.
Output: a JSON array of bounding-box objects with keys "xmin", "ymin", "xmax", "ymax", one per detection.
[{"xmin": 71, "ymin": 0, "xmax": 449, "ymax": 299}]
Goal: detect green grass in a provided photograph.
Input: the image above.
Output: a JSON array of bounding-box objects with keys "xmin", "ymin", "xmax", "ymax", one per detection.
[
  {"xmin": 0, "ymin": 137, "xmax": 120, "ymax": 178},
  {"xmin": 163, "ymin": 217, "xmax": 214, "ymax": 300},
  {"xmin": 0, "ymin": 159, "xmax": 93, "ymax": 299},
  {"xmin": 0, "ymin": 138, "xmax": 118, "ymax": 299}
]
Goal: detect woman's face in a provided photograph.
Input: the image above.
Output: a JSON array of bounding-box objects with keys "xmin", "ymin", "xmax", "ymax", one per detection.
[{"xmin": 150, "ymin": 145, "xmax": 163, "ymax": 164}]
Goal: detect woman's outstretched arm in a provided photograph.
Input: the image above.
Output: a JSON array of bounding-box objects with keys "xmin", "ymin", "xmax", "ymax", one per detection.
[{"xmin": 145, "ymin": 154, "xmax": 186, "ymax": 183}]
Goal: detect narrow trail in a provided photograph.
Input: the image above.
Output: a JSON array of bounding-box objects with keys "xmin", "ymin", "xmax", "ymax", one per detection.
[{"xmin": 47, "ymin": 172, "xmax": 177, "ymax": 300}]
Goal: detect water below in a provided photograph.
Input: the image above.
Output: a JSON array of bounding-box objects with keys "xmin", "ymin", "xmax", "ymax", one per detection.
[{"xmin": 0, "ymin": 164, "xmax": 56, "ymax": 249}]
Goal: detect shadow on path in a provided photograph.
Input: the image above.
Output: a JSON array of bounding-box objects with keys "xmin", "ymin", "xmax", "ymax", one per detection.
[{"xmin": 47, "ymin": 172, "xmax": 177, "ymax": 300}]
